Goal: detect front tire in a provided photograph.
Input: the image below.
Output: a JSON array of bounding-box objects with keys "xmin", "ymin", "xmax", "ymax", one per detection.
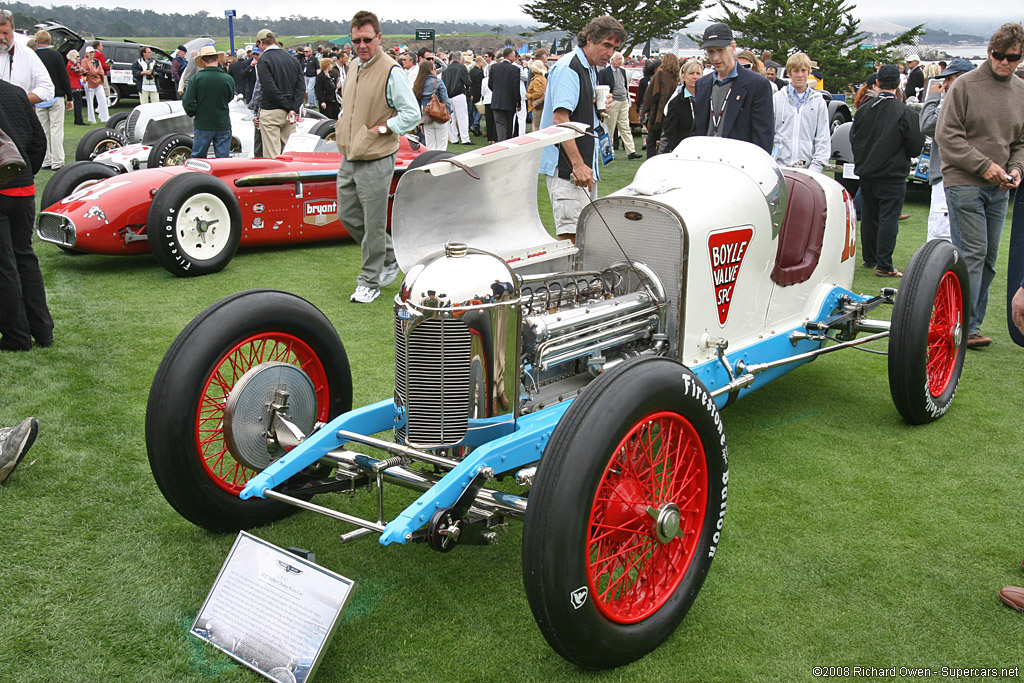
[
  {"xmin": 146, "ymin": 289, "xmax": 352, "ymax": 532},
  {"xmin": 147, "ymin": 133, "xmax": 194, "ymax": 167},
  {"xmin": 75, "ymin": 128, "xmax": 129, "ymax": 161},
  {"xmin": 40, "ymin": 161, "xmax": 120, "ymax": 210},
  {"xmin": 146, "ymin": 172, "xmax": 241, "ymax": 277},
  {"xmin": 888, "ymin": 240, "xmax": 969, "ymax": 424},
  {"xmin": 522, "ymin": 357, "xmax": 727, "ymax": 669}
]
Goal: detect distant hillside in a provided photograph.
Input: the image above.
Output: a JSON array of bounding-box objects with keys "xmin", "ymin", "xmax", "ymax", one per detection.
[{"xmin": 6, "ymin": 1, "xmax": 541, "ymax": 39}]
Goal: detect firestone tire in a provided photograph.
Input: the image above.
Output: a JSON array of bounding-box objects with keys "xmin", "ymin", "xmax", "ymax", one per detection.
[
  {"xmin": 146, "ymin": 172, "xmax": 241, "ymax": 277},
  {"xmin": 888, "ymin": 239, "xmax": 969, "ymax": 424},
  {"xmin": 75, "ymin": 127, "xmax": 129, "ymax": 161},
  {"xmin": 148, "ymin": 133, "xmax": 195, "ymax": 167},
  {"xmin": 146, "ymin": 289, "xmax": 352, "ymax": 532},
  {"xmin": 522, "ymin": 356, "xmax": 728, "ymax": 670},
  {"xmin": 310, "ymin": 119, "xmax": 337, "ymax": 141}
]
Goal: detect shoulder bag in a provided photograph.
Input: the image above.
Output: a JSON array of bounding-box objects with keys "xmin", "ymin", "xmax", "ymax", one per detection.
[{"xmin": 0, "ymin": 125, "xmax": 26, "ymax": 189}]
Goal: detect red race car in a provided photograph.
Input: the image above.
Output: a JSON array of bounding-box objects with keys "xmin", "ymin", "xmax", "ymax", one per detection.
[{"xmin": 36, "ymin": 137, "xmax": 440, "ymax": 277}]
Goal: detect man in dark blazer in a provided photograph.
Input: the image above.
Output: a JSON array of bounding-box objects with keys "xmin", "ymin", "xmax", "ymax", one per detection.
[
  {"xmin": 692, "ymin": 23, "xmax": 774, "ymax": 154},
  {"xmin": 488, "ymin": 48, "xmax": 522, "ymax": 141}
]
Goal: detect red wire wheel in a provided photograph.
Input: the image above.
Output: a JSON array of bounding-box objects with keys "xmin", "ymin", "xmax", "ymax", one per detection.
[
  {"xmin": 925, "ymin": 271, "xmax": 963, "ymax": 398},
  {"xmin": 146, "ymin": 290, "xmax": 351, "ymax": 532},
  {"xmin": 522, "ymin": 358, "xmax": 726, "ymax": 670},
  {"xmin": 889, "ymin": 240, "xmax": 969, "ymax": 424},
  {"xmin": 587, "ymin": 411, "xmax": 708, "ymax": 624},
  {"xmin": 196, "ymin": 332, "xmax": 332, "ymax": 495}
]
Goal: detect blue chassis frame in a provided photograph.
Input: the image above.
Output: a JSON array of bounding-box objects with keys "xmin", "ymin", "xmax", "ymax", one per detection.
[{"xmin": 240, "ymin": 286, "xmax": 866, "ymax": 545}]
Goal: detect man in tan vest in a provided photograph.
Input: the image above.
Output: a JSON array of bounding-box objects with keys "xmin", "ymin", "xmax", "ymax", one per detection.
[{"xmin": 335, "ymin": 10, "xmax": 420, "ymax": 303}]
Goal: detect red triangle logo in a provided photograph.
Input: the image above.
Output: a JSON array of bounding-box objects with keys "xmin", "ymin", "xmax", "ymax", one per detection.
[{"xmin": 707, "ymin": 228, "xmax": 754, "ymax": 325}]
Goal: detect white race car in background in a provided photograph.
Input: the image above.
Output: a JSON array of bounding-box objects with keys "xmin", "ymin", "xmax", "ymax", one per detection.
[{"xmin": 75, "ymin": 98, "xmax": 336, "ymax": 171}]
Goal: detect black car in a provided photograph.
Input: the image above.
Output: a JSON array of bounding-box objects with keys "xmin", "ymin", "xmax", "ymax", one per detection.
[{"xmin": 35, "ymin": 21, "xmax": 177, "ymax": 106}]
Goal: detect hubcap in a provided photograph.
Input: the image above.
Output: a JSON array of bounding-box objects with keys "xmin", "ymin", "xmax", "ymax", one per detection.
[
  {"xmin": 175, "ymin": 192, "xmax": 231, "ymax": 261},
  {"xmin": 647, "ymin": 502, "xmax": 682, "ymax": 545}
]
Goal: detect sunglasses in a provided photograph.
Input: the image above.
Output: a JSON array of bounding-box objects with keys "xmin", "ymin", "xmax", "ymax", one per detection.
[
  {"xmin": 991, "ymin": 49, "xmax": 1023, "ymax": 62},
  {"xmin": 741, "ymin": 62, "xmax": 752, "ymax": 69},
  {"xmin": 351, "ymin": 37, "xmax": 376, "ymax": 45}
]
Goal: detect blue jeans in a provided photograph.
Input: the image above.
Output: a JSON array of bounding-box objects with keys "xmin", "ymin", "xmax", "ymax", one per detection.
[
  {"xmin": 945, "ymin": 184, "xmax": 1010, "ymax": 334},
  {"xmin": 305, "ymin": 76, "xmax": 316, "ymax": 109},
  {"xmin": 192, "ymin": 129, "xmax": 231, "ymax": 158}
]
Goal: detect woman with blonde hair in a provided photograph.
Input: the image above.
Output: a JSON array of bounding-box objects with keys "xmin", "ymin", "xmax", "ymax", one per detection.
[
  {"xmin": 414, "ymin": 59, "xmax": 452, "ymax": 150},
  {"xmin": 526, "ymin": 59, "xmax": 547, "ymax": 131},
  {"xmin": 659, "ymin": 59, "xmax": 703, "ymax": 153},
  {"xmin": 641, "ymin": 52, "xmax": 679, "ymax": 158},
  {"xmin": 772, "ymin": 51, "xmax": 830, "ymax": 173}
]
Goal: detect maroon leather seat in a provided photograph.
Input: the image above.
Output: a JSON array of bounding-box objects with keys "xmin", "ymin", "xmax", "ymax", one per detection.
[{"xmin": 771, "ymin": 170, "xmax": 828, "ymax": 286}]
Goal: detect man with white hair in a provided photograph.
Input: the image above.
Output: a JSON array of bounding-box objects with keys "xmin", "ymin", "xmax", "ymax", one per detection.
[
  {"xmin": 599, "ymin": 52, "xmax": 642, "ymax": 159},
  {"xmin": 904, "ymin": 51, "xmax": 923, "ymax": 100},
  {"xmin": 0, "ymin": 9, "xmax": 54, "ymax": 104}
]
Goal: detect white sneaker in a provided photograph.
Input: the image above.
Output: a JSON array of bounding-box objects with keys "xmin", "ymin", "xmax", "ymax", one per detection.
[
  {"xmin": 350, "ymin": 285, "xmax": 380, "ymax": 303},
  {"xmin": 380, "ymin": 262, "xmax": 401, "ymax": 288}
]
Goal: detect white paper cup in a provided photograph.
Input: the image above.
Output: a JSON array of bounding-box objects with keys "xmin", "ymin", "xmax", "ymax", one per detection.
[{"xmin": 595, "ymin": 84, "xmax": 610, "ymax": 111}]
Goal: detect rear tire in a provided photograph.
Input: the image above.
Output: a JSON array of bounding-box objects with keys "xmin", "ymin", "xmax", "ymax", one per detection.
[
  {"xmin": 107, "ymin": 111, "xmax": 131, "ymax": 137},
  {"xmin": 522, "ymin": 357, "xmax": 727, "ymax": 669},
  {"xmin": 75, "ymin": 128, "xmax": 129, "ymax": 161},
  {"xmin": 146, "ymin": 172, "xmax": 241, "ymax": 277},
  {"xmin": 148, "ymin": 133, "xmax": 195, "ymax": 167},
  {"xmin": 310, "ymin": 119, "xmax": 336, "ymax": 141},
  {"xmin": 146, "ymin": 289, "xmax": 352, "ymax": 532},
  {"xmin": 888, "ymin": 240, "xmax": 969, "ymax": 424}
]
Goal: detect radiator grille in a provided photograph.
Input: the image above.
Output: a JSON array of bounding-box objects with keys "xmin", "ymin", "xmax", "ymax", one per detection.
[
  {"xmin": 578, "ymin": 198, "xmax": 685, "ymax": 354},
  {"xmin": 37, "ymin": 213, "xmax": 75, "ymax": 247},
  {"xmin": 395, "ymin": 316, "xmax": 472, "ymax": 447},
  {"xmin": 126, "ymin": 109, "xmax": 141, "ymax": 140}
]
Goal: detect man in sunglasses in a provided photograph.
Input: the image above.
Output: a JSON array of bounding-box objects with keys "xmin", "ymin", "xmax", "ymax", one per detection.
[
  {"xmin": 334, "ymin": 10, "xmax": 419, "ymax": 304},
  {"xmin": 936, "ymin": 21, "xmax": 1024, "ymax": 348}
]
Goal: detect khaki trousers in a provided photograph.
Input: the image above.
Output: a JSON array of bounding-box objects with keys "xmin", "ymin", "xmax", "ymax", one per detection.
[{"xmin": 258, "ymin": 108, "xmax": 296, "ymax": 159}]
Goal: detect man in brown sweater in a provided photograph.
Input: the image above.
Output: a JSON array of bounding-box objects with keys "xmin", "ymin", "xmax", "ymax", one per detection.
[{"xmin": 936, "ymin": 22, "xmax": 1024, "ymax": 347}]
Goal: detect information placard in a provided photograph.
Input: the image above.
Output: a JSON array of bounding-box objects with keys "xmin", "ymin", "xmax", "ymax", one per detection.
[{"xmin": 191, "ymin": 532, "xmax": 355, "ymax": 683}]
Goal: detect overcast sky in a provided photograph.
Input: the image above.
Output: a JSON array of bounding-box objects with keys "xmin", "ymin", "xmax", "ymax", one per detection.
[{"xmin": 30, "ymin": 0, "xmax": 1016, "ymax": 26}]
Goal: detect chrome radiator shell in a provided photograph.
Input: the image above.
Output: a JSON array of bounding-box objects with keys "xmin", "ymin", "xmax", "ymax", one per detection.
[
  {"xmin": 394, "ymin": 244, "xmax": 521, "ymax": 448},
  {"xmin": 37, "ymin": 212, "xmax": 77, "ymax": 247}
]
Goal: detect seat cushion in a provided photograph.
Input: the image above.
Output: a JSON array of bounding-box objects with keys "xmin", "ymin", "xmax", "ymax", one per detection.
[{"xmin": 771, "ymin": 170, "xmax": 828, "ymax": 286}]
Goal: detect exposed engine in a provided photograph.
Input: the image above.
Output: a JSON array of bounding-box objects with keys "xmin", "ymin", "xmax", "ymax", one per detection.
[{"xmin": 394, "ymin": 242, "xmax": 668, "ymax": 450}]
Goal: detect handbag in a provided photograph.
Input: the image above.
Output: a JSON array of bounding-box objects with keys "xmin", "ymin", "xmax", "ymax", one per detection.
[
  {"xmin": 425, "ymin": 92, "xmax": 450, "ymax": 123},
  {"xmin": 0, "ymin": 125, "xmax": 26, "ymax": 189}
]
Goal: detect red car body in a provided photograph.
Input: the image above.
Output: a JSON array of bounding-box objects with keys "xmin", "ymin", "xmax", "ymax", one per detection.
[{"xmin": 37, "ymin": 137, "xmax": 425, "ymax": 274}]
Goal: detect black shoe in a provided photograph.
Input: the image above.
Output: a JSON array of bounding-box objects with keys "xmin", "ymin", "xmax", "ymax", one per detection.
[
  {"xmin": 0, "ymin": 339, "xmax": 30, "ymax": 352},
  {"xmin": 627, "ymin": 152, "xmax": 643, "ymax": 160}
]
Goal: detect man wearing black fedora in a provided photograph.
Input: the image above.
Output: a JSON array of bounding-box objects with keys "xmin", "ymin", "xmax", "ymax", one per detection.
[{"xmin": 692, "ymin": 22, "xmax": 774, "ymax": 153}]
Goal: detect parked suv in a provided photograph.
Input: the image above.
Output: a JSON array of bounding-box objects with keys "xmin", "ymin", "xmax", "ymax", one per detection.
[{"xmin": 34, "ymin": 21, "xmax": 177, "ymax": 106}]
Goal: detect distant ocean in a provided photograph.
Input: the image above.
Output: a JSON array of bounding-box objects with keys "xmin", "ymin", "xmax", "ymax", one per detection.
[{"xmin": 928, "ymin": 46, "xmax": 988, "ymax": 60}]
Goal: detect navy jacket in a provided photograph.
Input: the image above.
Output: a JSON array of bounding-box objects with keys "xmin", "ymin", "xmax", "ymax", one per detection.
[
  {"xmin": 488, "ymin": 60, "xmax": 521, "ymax": 112},
  {"xmin": 692, "ymin": 64, "xmax": 775, "ymax": 153}
]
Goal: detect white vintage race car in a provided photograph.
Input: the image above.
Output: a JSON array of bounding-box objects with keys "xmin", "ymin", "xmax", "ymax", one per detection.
[
  {"xmin": 75, "ymin": 98, "xmax": 335, "ymax": 171},
  {"xmin": 146, "ymin": 125, "xmax": 967, "ymax": 670}
]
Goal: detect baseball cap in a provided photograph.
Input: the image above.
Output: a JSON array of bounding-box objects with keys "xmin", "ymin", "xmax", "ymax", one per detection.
[
  {"xmin": 937, "ymin": 57, "xmax": 975, "ymax": 78},
  {"xmin": 252, "ymin": 47, "xmax": 261, "ymax": 55},
  {"xmin": 256, "ymin": 28, "xmax": 274, "ymax": 42},
  {"xmin": 905, "ymin": 49, "xmax": 919, "ymax": 63},
  {"xmin": 702, "ymin": 23, "xmax": 734, "ymax": 49},
  {"xmin": 877, "ymin": 64, "xmax": 900, "ymax": 81},
  {"xmin": 85, "ymin": 45, "xmax": 95, "ymax": 53}
]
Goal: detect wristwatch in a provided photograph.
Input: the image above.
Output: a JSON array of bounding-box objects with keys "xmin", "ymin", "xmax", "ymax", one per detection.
[{"xmin": 377, "ymin": 124, "xmax": 388, "ymax": 135}]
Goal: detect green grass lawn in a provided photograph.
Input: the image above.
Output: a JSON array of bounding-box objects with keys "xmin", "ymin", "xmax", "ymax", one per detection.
[{"xmin": 2, "ymin": 109, "xmax": 1024, "ymax": 681}]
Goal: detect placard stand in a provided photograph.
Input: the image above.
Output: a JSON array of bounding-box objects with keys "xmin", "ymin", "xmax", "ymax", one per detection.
[{"xmin": 191, "ymin": 532, "xmax": 355, "ymax": 683}]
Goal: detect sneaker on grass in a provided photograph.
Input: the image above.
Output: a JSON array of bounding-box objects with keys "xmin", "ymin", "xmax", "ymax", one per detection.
[
  {"xmin": 380, "ymin": 262, "xmax": 401, "ymax": 288},
  {"xmin": 0, "ymin": 417, "xmax": 39, "ymax": 484},
  {"xmin": 350, "ymin": 285, "xmax": 380, "ymax": 303}
]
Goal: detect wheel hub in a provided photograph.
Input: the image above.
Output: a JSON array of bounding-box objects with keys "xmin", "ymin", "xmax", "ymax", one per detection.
[
  {"xmin": 951, "ymin": 318, "xmax": 962, "ymax": 347},
  {"xmin": 223, "ymin": 362, "xmax": 317, "ymax": 470},
  {"xmin": 647, "ymin": 502, "xmax": 682, "ymax": 545}
]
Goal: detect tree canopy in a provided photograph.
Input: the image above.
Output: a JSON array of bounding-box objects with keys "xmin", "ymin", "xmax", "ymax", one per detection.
[
  {"xmin": 712, "ymin": 0, "xmax": 924, "ymax": 92},
  {"xmin": 523, "ymin": 0, "xmax": 704, "ymax": 58}
]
